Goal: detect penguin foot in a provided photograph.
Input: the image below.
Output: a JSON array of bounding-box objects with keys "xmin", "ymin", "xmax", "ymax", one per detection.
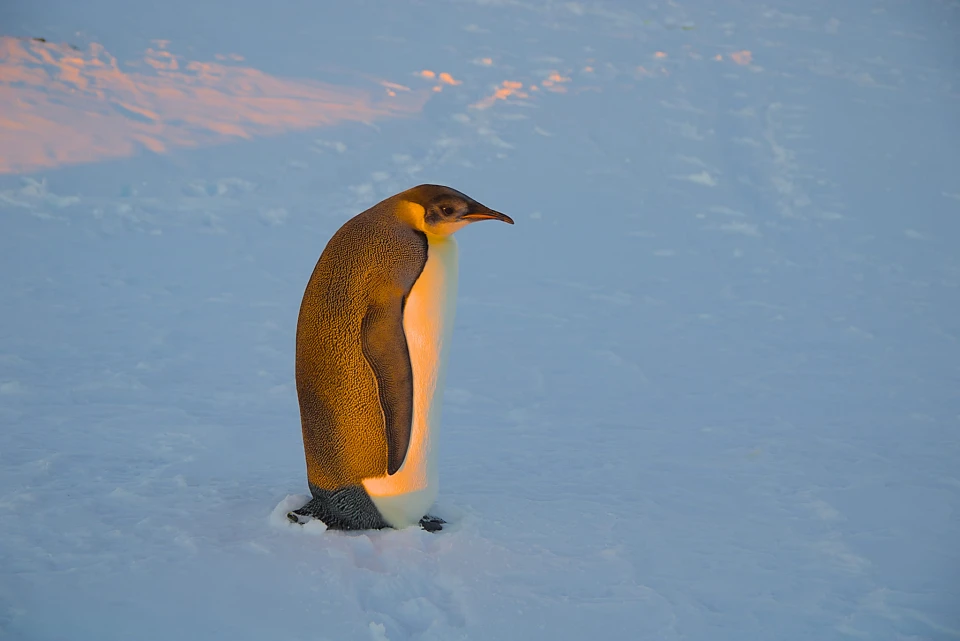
[
  {"xmin": 290, "ymin": 509, "xmax": 445, "ymax": 532},
  {"xmin": 286, "ymin": 500, "xmax": 327, "ymax": 527},
  {"xmin": 419, "ymin": 515, "xmax": 446, "ymax": 533},
  {"xmin": 291, "ymin": 486, "xmax": 391, "ymax": 530},
  {"xmin": 287, "ymin": 510, "xmax": 312, "ymax": 525}
]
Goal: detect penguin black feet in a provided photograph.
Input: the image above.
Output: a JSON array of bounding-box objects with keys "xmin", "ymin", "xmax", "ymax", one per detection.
[
  {"xmin": 286, "ymin": 486, "xmax": 390, "ymax": 530},
  {"xmin": 288, "ymin": 507, "xmax": 445, "ymax": 533},
  {"xmin": 286, "ymin": 510, "xmax": 311, "ymax": 525},
  {"xmin": 286, "ymin": 499, "xmax": 330, "ymax": 526},
  {"xmin": 285, "ymin": 486, "xmax": 446, "ymax": 532},
  {"xmin": 419, "ymin": 515, "xmax": 446, "ymax": 533}
]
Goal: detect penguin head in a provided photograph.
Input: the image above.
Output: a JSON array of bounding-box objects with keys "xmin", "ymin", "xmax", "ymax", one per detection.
[{"xmin": 400, "ymin": 184, "xmax": 514, "ymax": 237}]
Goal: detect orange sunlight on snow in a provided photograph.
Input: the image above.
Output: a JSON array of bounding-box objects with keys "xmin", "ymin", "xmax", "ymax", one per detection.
[
  {"xmin": 0, "ymin": 37, "xmax": 428, "ymax": 174},
  {"xmin": 730, "ymin": 50, "xmax": 753, "ymax": 66}
]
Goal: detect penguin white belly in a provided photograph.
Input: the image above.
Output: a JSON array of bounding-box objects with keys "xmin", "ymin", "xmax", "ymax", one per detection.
[{"xmin": 362, "ymin": 235, "xmax": 458, "ymax": 528}]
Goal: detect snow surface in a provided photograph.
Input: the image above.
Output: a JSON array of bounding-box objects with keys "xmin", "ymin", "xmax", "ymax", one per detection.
[{"xmin": 1, "ymin": 1, "xmax": 959, "ymax": 639}]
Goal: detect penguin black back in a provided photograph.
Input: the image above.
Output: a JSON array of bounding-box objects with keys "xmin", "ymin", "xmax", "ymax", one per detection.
[{"xmin": 296, "ymin": 196, "xmax": 426, "ymax": 487}]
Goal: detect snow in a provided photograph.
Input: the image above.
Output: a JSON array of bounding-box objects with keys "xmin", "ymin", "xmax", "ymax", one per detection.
[{"xmin": 1, "ymin": 0, "xmax": 958, "ymax": 639}]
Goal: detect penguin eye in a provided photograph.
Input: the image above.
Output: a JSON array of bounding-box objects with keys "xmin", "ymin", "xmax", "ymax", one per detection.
[{"xmin": 440, "ymin": 206, "xmax": 454, "ymax": 216}]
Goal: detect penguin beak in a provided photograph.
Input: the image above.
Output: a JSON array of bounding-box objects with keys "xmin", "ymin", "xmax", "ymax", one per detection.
[{"xmin": 461, "ymin": 207, "xmax": 515, "ymax": 224}]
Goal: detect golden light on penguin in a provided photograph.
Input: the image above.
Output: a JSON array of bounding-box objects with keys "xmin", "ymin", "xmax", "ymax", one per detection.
[
  {"xmin": 291, "ymin": 186, "xmax": 512, "ymax": 532},
  {"xmin": 362, "ymin": 204, "xmax": 460, "ymax": 528},
  {"xmin": 361, "ymin": 199, "xmax": 511, "ymax": 527},
  {"xmin": 0, "ymin": 37, "xmax": 428, "ymax": 174}
]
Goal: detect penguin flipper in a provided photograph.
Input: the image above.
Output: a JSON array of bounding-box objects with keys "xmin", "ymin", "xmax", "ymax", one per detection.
[{"xmin": 360, "ymin": 302, "xmax": 414, "ymax": 475}]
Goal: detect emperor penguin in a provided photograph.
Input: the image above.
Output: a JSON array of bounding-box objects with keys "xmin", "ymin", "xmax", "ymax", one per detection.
[{"xmin": 289, "ymin": 184, "xmax": 513, "ymax": 532}]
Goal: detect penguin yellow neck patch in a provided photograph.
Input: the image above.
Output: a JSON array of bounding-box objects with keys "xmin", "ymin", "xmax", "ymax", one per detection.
[
  {"xmin": 395, "ymin": 200, "xmax": 427, "ymax": 230},
  {"xmin": 397, "ymin": 199, "xmax": 469, "ymax": 237}
]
